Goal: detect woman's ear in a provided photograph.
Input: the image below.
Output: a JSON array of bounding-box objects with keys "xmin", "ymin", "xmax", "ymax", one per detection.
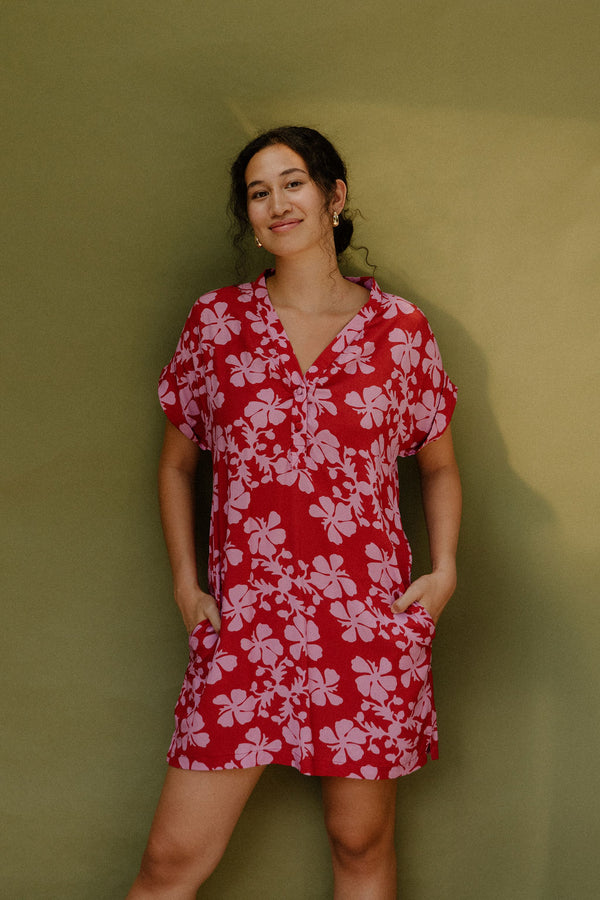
[{"xmin": 332, "ymin": 178, "xmax": 347, "ymax": 213}]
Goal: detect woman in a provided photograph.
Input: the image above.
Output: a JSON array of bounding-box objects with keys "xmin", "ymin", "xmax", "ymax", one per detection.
[{"xmin": 128, "ymin": 126, "xmax": 461, "ymax": 898}]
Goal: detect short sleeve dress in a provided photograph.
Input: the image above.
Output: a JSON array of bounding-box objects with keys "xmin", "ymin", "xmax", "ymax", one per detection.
[{"xmin": 158, "ymin": 270, "xmax": 457, "ymax": 779}]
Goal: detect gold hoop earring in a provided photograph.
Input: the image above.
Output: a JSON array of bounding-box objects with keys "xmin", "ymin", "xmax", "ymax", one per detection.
[
  {"xmin": 332, "ymin": 211, "xmax": 340, "ymax": 228},
  {"xmin": 254, "ymin": 235, "xmax": 262, "ymax": 248}
]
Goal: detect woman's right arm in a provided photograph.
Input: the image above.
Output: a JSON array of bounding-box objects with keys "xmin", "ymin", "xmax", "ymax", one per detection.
[{"xmin": 158, "ymin": 420, "xmax": 221, "ymax": 634}]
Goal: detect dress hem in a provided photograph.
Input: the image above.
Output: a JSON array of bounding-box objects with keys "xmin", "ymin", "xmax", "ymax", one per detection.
[{"xmin": 166, "ymin": 743, "xmax": 438, "ymax": 780}]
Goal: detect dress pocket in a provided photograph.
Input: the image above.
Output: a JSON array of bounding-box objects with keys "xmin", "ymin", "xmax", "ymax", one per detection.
[
  {"xmin": 189, "ymin": 617, "xmax": 210, "ymax": 643},
  {"xmin": 188, "ymin": 618, "xmax": 218, "ymax": 662},
  {"xmin": 411, "ymin": 602, "xmax": 436, "ymax": 635},
  {"xmin": 389, "ymin": 601, "xmax": 436, "ymax": 646}
]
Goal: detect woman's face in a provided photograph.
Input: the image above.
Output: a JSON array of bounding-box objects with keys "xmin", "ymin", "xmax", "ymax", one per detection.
[{"xmin": 245, "ymin": 143, "xmax": 345, "ymax": 257}]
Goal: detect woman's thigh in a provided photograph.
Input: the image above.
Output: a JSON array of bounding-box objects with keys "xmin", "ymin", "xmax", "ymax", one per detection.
[{"xmin": 143, "ymin": 764, "xmax": 266, "ymax": 869}]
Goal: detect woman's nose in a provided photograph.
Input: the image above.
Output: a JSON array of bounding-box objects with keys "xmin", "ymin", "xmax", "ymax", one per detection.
[{"xmin": 269, "ymin": 189, "xmax": 291, "ymax": 216}]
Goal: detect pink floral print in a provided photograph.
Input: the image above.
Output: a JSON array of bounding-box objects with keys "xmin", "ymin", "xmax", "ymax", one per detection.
[{"xmin": 159, "ymin": 271, "xmax": 456, "ymax": 778}]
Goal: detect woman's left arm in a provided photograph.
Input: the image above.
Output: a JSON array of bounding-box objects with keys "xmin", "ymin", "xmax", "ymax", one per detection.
[{"xmin": 391, "ymin": 426, "xmax": 462, "ymax": 624}]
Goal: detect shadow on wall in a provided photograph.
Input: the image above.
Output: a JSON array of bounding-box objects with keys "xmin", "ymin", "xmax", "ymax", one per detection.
[{"xmin": 387, "ymin": 281, "xmax": 595, "ymax": 898}]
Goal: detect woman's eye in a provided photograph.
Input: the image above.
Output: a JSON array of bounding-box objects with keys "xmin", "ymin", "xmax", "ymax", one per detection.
[
  {"xmin": 287, "ymin": 180, "xmax": 303, "ymax": 189},
  {"xmin": 251, "ymin": 190, "xmax": 268, "ymax": 200}
]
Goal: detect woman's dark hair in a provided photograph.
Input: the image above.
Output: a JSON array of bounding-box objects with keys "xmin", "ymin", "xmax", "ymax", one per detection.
[{"xmin": 229, "ymin": 125, "xmax": 354, "ymax": 258}]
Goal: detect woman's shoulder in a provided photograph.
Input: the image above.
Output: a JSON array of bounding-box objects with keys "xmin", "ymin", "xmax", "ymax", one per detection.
[
  {"xmin": 359, "ymin": 277, "xmax": 432, "ymax": 333},
  {"xmin": 183, "ymin": 273, "xmax": 266, "ymax": 320},
  {"xmin": 347, "ymin": 275, "xmax": 422, "ymax": 318},
  {"xmin": 381, "ymin": 290, "xmax": 423, "ymax": 320}
]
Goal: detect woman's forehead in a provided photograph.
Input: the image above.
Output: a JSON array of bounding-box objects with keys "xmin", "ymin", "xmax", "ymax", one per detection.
[{"xmin": 245, "ymin": 144, "xmax": 308, "ymax": 185}]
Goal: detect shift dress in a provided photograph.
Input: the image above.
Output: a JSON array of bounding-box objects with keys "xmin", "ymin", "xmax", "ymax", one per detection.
[{"xmin": 158, "ymin": 270, "xmax": 457, "ymax": 780}]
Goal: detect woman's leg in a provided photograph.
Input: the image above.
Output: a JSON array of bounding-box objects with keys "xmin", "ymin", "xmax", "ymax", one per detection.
[
  {"xmin": 127, "ymin": 764, "xmax": 265, "ymax": 899},
  {"xmin": 321, "ymin": 776, "xmax": 398, "ymax": 900}
]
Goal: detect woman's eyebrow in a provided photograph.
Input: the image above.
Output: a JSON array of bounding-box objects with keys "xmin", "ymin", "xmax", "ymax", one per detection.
[{"xmin": 247, "ymin": 167, "xmax": 308, "ymax": 190}]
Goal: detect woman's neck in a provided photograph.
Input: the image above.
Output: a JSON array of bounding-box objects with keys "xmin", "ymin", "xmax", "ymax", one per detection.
[{"xmin": 266, "ymin": 251, "xmax": 354, "ymax": 314}]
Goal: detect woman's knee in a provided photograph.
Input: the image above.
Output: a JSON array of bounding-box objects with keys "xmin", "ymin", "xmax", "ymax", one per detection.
[
  {"xmin": 325, "ymin": 810, "xmax": 395, "ymax": 864},
  {"xmin": 323, "ymin": 778, "xmax": 397, "ymax": 864},
  {"xmin": 136, "ymin": 831, "xmax": 223, "ymax": 890}
]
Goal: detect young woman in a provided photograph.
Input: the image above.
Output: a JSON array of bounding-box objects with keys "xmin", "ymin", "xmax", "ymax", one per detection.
[{"xmin": 128, "ymin": 126, "xmax": 461, "ymax": 898}]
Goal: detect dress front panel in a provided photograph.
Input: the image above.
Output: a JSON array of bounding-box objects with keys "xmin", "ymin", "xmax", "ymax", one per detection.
[{"xmin": 158, "ymin": 271, "xmax": 456, "ymax": 778}]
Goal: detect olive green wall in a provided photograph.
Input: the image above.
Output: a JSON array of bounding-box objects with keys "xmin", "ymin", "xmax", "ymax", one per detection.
[{"xmin": 3, "ymin": 1, "xmax": 599, "ymax": 897}]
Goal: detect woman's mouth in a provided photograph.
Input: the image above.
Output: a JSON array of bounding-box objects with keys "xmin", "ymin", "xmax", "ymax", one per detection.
[{"xmin": 270, "ymin": 219, "xmax": 302, "ymax": 232}]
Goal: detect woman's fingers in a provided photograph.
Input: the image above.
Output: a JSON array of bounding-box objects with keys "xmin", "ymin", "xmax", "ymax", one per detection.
[
  {"xmin": 390, "ymin": 578, "xmax": 426, "ymax": 615},
  {"xmin": 202, "ymin": 597, "xmax": 221, "ymax": 634},
  {"xmin": 391, "ymin": 570, "xmax": 456, "ymax": 622}
]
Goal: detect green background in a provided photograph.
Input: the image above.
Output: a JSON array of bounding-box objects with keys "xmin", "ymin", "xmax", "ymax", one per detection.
[{"xmin": 2, "ymin": 1, "xmax": 599, "ymax": 897}]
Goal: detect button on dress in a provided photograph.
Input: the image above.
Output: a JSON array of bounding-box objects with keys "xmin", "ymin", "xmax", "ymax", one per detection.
[{"xmin": 158, "ymin": 271, "xmax": 457, "ymax": 779}]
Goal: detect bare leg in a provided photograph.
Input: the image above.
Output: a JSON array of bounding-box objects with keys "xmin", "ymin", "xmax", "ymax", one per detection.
[
  {"xmin": 127, "ymin": 764, "xmax": 265, "ymax": 898},
  {"xmin": 322, "ymin": 777, "xmax": 398, "ymax": 900}
]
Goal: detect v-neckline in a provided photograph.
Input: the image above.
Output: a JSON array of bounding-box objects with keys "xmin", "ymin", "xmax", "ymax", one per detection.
[{"xmin": 258, "ymin": 271, "xmax": 379, "ymax": 380}]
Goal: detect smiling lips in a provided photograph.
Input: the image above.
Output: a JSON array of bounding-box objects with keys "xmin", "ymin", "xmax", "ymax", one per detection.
[{"xmin": 269, "ymin": 219, "xmax": 302, "ymax": 232}]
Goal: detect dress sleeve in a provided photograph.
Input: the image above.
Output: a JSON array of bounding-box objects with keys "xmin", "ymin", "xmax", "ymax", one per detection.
[
  {"xmin": 396, "ymin": 313, "xmax": 457, "ymax": 458},
  {"xmin": 158, "ymin": 303, "xmax": 209, "ymax": 450}
]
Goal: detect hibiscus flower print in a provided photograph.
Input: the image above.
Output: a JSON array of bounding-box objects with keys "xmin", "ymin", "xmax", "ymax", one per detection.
[
  {"xmin": 306, "ymin": 386, "xmax": 337, "ymax": 420},
  {"xmin": 308, "ymin": 667, "xmax": 344, "ymax": 706},
  {"xmin": 225, "ymin": 584, "xmax": 256, "ymax": 631},
  {"xmin": 307, "ymin": 429, "xmax": 341, "ymax": 466},
  {"xmin": 200, "ymin": 302, "xmax": 242, "ymax": 344},
  {"xmin": 244, "ymin": 512, "xmax": 286, "ymax": 558},
  {"xmin": 309, "ymin": 554, "xmax": 357, "ymax": 599},
  {"xmin": 224, "ymin": 479, "xmax": 251, "ymax": 524},
  {"xmin": 240, "ymin": 623, "xmax": 283, "ymax": 666},
  {"xmin": 244, "ymin": 388, "xmax": 293, "ymax": 428},
  {"xmin": 179, "ymin": 385, "xmax": 203, "ymax": 427},
  {"xmin": 205, "ymin": 373, "xmax": 224, "ymax": 410},
  {"xmin": 235, "ymin": 727, "xmax": 282, "ymax": 766},
  {"xmin": 413, "ymin": 389, "xmax": 443, "ymax": 433},
  {"xmin": 331, "ymin": 318, "xmax": 366, "ymax": 354},
  {"xmin": 351, "ymin": 657, "xmax": 397, "ymax": 703},
  {"xmin": 282, "ymin": 720, "xmax": 314, "ymax": 764},
  {"xmin": 319, "ymin": 719, "xmax": 367, "ymax": 765},
  {"xmin": 224, "ymin": 544, "xmax": 243, "ymax": 567},
  {"xmin": 213, "ymin": 689, "xmax": 257, "ymax": 728},
  {"xmin": 177, "ymin": 710, "xmax": 210, "ymax": 750},
  {"xmin": 158, "ymin": 379, "xmax": 177, "ymax": 409},
  {"xmin": 244, "ymin": 308, "xmax": 270, "ymax": 335},
  {"xmin": 336, "ymin": 341, "xmax": 376, "ymax": 375},
  {"xmin": 421, "ymin": 337, "xmax": 442, "ymax": 387},
  {"xmin": 398, "ymin": 643, "xmax": 430, "ymax": 688},
  {"xmin": 329, "ymin": 599, "xmax": 379, "ymax": 642},
  {"xmin": 206, "ymin": 651, "xmax": 237, "ymax": 684},
  {"xmin": 275, "ymin": 461, "xmax": 314, "ymax": 494},
  {"xmin": 308, "ymin": 497, "xmax": 357, "ymax": 544},
  {"xmin": 225, "ymin": 351, "xmax": 268, "ymax": 386},
  {"xmin": 380, "ymin": 292, "xmax": 416, "ymax": 318},
  {"xmin": 389, "ymin": 328, "xmax": 423, "ymax": 373},
  {"xmin": 365, "ymin": 543, "xmax": 401, "ymax": 591},
  {"xmin": 284, "ymin": 614, "xmax": 323, "ymax": 661},
  {"xmin": 344, "ymin": 385, "xmax": 389, "ymax": 428}
]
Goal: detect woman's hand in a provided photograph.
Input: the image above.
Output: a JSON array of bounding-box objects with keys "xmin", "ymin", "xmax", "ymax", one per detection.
[
  {"xmin": 390, "ymin": 564, "xmax": 457, "ymax": 625},
  {"xmin": 176, "ymin": 581, "xmax": 221, "ymax": 635}
]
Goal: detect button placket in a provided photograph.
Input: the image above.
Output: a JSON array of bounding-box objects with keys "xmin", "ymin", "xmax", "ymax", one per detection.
[{"xmin": 290, "ymin": 382, "xmax": 309, "ymax": 467}]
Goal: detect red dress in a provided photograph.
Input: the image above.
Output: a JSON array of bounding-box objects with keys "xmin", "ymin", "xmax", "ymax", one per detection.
[{"xmin": 158, "ymin": 271, "xmax": 456, "ymax": 779}]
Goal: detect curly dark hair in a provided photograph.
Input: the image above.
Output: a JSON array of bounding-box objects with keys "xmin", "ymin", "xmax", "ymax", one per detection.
[{"xmin": 229, "ymin": 125, "xmax": 355, "ymax": 258}]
